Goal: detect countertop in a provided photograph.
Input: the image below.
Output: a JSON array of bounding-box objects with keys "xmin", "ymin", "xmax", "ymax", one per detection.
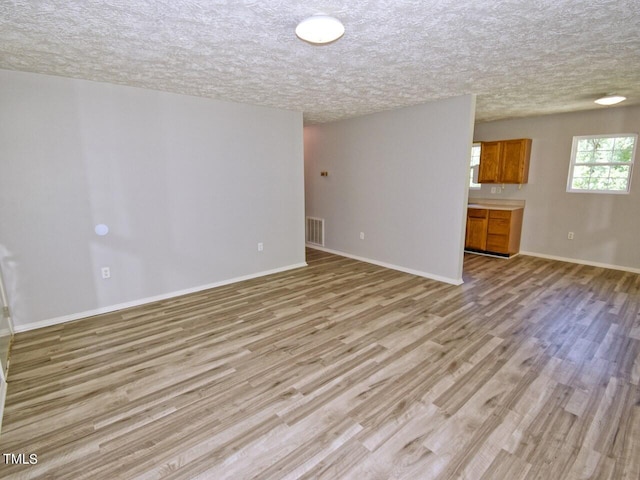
[{"xmin": 467, "ymin": 202, "xmax": 524, "ymax": 211}]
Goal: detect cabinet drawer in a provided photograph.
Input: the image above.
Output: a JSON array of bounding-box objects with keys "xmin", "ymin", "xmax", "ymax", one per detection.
[
  {"xmin": 468, "ymin": 208, "xmax": 488, "ymax": 218},
  {"xmin": 486, "ymin": 234, "xmax": 509, "ymax": 252},
  {"xmin": 488, "ymin": 210, "xmax": 511, "ymax": 219},
  {"xmin": 488, "ymin": 218, "xmax": 510, "ymax": 235}
]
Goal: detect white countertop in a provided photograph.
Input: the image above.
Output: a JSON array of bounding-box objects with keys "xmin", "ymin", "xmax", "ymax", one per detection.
[{"xmin": 468, "ymin": 203, "xmax": 524, "ymax": 211}]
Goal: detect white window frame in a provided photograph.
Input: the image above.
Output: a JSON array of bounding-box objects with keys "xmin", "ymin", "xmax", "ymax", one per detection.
[
  {"xmin": 469, "ymin": 143, "xmax": 481, "ymax": 189},
  {"xmin": 566, "ymin": 133, "xmax": 637, "ymax": 194}
]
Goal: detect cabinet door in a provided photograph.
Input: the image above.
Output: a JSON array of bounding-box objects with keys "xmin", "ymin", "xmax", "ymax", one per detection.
[
  {"xmin": 465, "ymin": 210, "xmax": 488, "ymax": 250},
  {"xmin": 487, "ymin": 218, "xmax": 510, "ymax": 235},
  {"xmin": 501, "ymin": 139, "xmax": 531, "ymax": 183},
  {"xmin": 486, "ymin": 210, "xmax": 511, "ymax": 253},
  {"xmin": 486, "ymin": 234, "xmax": 510, "ymax": 253},
  {"xmin": 477, "ymin": 141, "xmax": 502, "ymax": 183}
]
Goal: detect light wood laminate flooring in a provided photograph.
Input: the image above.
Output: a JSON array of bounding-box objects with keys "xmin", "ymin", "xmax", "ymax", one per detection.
[{"xmin": 1, "ymin": 249, "xmax": 639, "ymax": 479}]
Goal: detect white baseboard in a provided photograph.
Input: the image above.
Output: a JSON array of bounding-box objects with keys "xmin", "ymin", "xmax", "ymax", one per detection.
[
  {"xmin": 0, "ymin": 376, "xmax": 6, "ymax": 436},
  {"xmin": 14, "ymin": 262, "xmax": 308, "ymax": 333},
  {"xmin": 306, "ymin": 244, "xmax": 463, "ymax": 285},
  {"xmin": 520, "ymin": 251, "xmax": 640, "ymax": 274}
]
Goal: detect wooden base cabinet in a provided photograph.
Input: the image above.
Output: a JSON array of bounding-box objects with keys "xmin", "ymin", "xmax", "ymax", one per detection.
[
  {"xmin": 465, "ymin": 207, "xmax": 524, "ymax": 257},
  {"xmin": 465, "ymin": 208, "xmax": 488, "ymax": 251}
]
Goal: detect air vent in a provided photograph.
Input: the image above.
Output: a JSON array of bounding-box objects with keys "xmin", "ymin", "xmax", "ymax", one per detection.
[{"xmin": 305, "ymin": 217, "xmax": 325, "ymax": 246}]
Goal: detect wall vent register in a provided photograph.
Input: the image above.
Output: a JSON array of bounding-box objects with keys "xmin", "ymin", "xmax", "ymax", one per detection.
[{"xmin": 305, "ymin": 217, "xmax": 325, "ymax": 246}]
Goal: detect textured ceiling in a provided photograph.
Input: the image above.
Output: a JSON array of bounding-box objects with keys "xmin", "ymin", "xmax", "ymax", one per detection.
[{"xmin": 1, "ymin": 0, "xmax": 639, "ymax": 124}]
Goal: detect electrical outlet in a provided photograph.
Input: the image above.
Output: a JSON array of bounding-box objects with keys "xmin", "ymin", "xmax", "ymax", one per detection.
[
  {"xmin": 491, "ymin": 187, "xmax": 496, "ymax": 194},
  {"xmin": 101, "ymin": 267, "xmax": 111, "ymax": 279},
  {"xmin": 567, "ymin": 232, "xmax": 574, "ymax": 240},
  {"xmin": 257, "ymin": 242, "xmax": 264, "ymax": 252},
  {"xmin": 359, "ymin": 232, "xmax": 365, "ymax": 240}
]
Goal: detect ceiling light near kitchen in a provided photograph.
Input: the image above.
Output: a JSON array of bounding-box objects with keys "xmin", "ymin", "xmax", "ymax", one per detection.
[
  {"xmin": 594, "ymin": 95, "xmax": 627, "ymax": 106},
  {"xmin": 296, "ymin": 14, "xmax": 344, "ymax": 45}
]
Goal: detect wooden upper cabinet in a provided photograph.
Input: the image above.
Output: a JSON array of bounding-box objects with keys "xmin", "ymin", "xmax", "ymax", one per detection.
[
  {"xmin": 501, "ymin": 139, "xmax": 531, "ymax": 183},
  {"xmin": 477, "ymin": 141, "xmax": 502, "ymax": 183},
  {"xmin": 477, "ymin": 138, "xmax": 531, "ymax": 184}
]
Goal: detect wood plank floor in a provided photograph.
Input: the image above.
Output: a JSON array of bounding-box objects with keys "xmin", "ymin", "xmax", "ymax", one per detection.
[{"xmin": 1, "ymin": 249, "xmax": 639, "ymax": 479}]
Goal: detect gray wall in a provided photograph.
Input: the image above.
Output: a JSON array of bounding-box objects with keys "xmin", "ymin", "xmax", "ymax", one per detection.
[
  {"xmin": 0, "ymin": 70, "xmax": 306, "ymax": 330},
  {"xmin": 305, "ymin": 95, "xmax": 476, "ymax": 284},
  {"xmin": 471, "ymin": 105, "xmax": 640, "ymax": 270}
]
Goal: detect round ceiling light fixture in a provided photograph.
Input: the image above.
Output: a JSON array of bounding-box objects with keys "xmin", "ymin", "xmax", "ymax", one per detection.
[
  {"xmin": 296, "ymin": 14, "xmax": 345, "ymax": 45},
  {"xmin": 594, "ymin": 95, "xmax": 626, "ymax": 106}
]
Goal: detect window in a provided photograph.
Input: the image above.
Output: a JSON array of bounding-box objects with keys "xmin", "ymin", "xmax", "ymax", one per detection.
[
  {"xmin": 567, "ymin": 134, "xmax": 637, "ymax": 193},
  {"xmin": 469, "ymin": 143, "xmax": 481, "ymax": 189}
]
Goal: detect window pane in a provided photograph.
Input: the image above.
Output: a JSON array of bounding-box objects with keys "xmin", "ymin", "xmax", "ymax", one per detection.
[
  {"xmin": 469, "ymin": 144, "xmax": 481, "ymax": 188},
  {"xmin": 612, "ymin": 138, "xmax": 634, "ymax": 162},
  {"xmin": 594, "ymin": 150, "xmax": 613, "ymax": 163},
  {"xmin": 613, "ymin": 149, "xmax": 633, "ymax": 162},
  {"xmin": 577, "ymin": 139, "xmax": 597, "ymax": 152},
  {"xmin": 571, "ymin": 164, "xmax": 590, "ymax": 189},
  {"xmin": 470, "ymin": 145, "xmax": 481, "ymax": 166},
  {"xmin": 613, "ymin": 136, "xmax": 634, "ymax": 151},
  {"xmin": 572, "ymin": 177, "xmax": 589, "ymax": 190},
  {"xmin": 573, "ymin": 165, "xmax": 592, "ymax": 177},
  {"xmin": 610, "ymin": 178, "xmax": 628, "ymax": 191},
  {"xmin": 595, "ymin": 138, "xmax": 614, "ymax": 151},
  {"xmin": 610, "ymin": 165, "xmax": 630, "ymax": 178},
  {"xmin": 576, "ymin": 150, "xmax": 594, "ymax": 163},
  {"xmin": 590, "ymin": 165, "xmax": 610, "ymax": 178}
]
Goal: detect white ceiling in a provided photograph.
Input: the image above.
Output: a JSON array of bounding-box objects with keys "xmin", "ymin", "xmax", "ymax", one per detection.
[{"xmin": 1, "ymin": 1, "xmax": 639, "ymax": 124}]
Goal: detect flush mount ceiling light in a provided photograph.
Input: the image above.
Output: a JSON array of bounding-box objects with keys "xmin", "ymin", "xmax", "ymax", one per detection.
[
  {"xmin": 594, "ymin": 95, "xmax": 627, "ymax": 106},
  {"xmin": 295, "ymin": 14, "xmax": 345, "ymax": 45}
]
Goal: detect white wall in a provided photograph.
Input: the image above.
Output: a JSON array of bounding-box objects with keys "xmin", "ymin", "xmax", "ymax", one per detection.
[
  {"xmin": 471, "ymin": 105, "xmax": 640, "ymax": 271},
  {"xmin": 0, "ymin": 70, "xmax": 306, "ymax": 330},
  {"xmin": 305, "ymin": 95, "xmax": 476, "ymax": 284}
]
